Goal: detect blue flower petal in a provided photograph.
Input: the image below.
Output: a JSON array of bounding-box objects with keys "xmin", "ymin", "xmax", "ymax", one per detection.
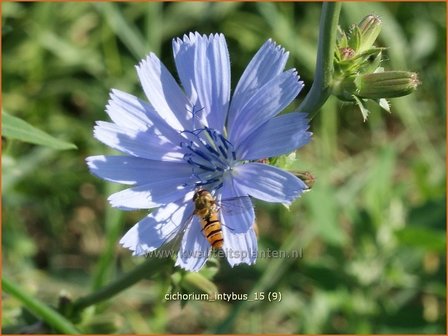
[
  {"xmin": 86, "ymin": 155, "xmax": 192, "ymax": 185},
  {"xmin": 136, "ymin": 53, "xmax": 192, "ymax": 131},
  {"xmin": 120, "ymin": 199, "xmax": 194, "ymax": 256},
  {"xmin": 108, "ymin": 179, "xmax": 194, "ymax": 210},
  {"xmin": 175, "ymin": 216, "xmax": 211, "ymax": 271},
  {"xmin": 222, "ymin": 224, "xmax": 257, "ymax": 267},
  {"xmin": 228, "ymin": 69, "xmax": 304, "ymax": 147},
  {"xmin": 216, "ymin": 176, "xmax": 254, "ymax": 234},
  {"xmin": 94, "ymin": 121, "xmax": 184, "ymax": 161},
  {"xmin": 232, "ymin": 163, "xmax": 308, "ymax": 205},
  {"xmin": 106, "ymin": 90, "xmax": 152, "ymax": 131},
  {"xmin": 228, "ymin": 39, "xmax": 289, "ymax": 129},
  {"xmin": 106, "ymin": 89, "xmax": 182, "ymax": 142},
  {"xmin": 236, "ymin": 112, "xmax": 312, "ymax": 160},
  {"xmin": 173, "ymin": 32, "xmax": 230, "ymax": 131}
]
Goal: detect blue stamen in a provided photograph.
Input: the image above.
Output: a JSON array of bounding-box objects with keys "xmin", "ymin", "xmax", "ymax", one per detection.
[
  {"xmin": 189, "ymin": 146, "xmax": 213, "ymax": 163},
  {"xmin": 205, "ymin": 143, "xmax": 220, "ymax": 156},
  {"xmin": 186, "ymin": 157, "xmax": 214, "ymax": 171},
  {"xmin": 181, "ymin": 125, "xmax": 237, "ymax": 189},
  {"xmin": 222, "ymin": 137, "xmax": 232, "ymax": 150},
  {"xmin": 217, "ymin": 144, "xmax": 228, "ymax": 159}
]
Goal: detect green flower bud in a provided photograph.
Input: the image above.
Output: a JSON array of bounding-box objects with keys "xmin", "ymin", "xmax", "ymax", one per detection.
[
  {"xmin": 358, "ymin": 14, "xmax": 382, "ymax": 52},
  {"xmin": 348, "ymin": 25, "xmax": 362, "ymax": 51},
  {"xmin": 355, "ymin": 71, "xmax": 420, "ymax": 99},
  {"xmin": 332, "ymin": 76, "xmax": 358, "ymax": 102},
  {"xmin": 339, "ymin": 47, "xmax": 356, "ymax": 60},
  {"xmin": 332, "ymin": 71, "xmax": 420, "ymax": 101}
]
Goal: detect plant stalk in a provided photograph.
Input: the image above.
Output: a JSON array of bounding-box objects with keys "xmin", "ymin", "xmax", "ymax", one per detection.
[
  {"xmin": 2, "ymin": 277, "xmax": 80, "ymax": 334},
  {"xmin": 298, "ymin": 2, "xmax": 341, "ymax": 119},
  {"xmin": 71, "ymin": 257, "xmax": 168, "ymax": 313}
]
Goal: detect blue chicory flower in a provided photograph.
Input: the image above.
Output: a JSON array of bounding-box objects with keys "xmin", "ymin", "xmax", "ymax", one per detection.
[{"xmin": 87, "ymin": 32, "xmax": 311, "ymax": 272}]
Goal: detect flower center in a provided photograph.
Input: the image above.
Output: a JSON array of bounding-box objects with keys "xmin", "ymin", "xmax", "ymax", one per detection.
[{"xmin": 181, "ymin": 127, "xmax": 236, "ymax": 189}]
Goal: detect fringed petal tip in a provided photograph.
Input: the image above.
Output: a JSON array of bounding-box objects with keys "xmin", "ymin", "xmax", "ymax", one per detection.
[
  {"xmin": 290, "ymin": 68, "xmax": 305, "ymax": 86},
  {"xmin": 265, "ymin": 38, "xmax": 288, "ymax": 55},
  {"xmin": 173, "ymin": 32, "xmax": 225, "ymax": 47},
  {"xmin": 119, "ymin": 231, "xmax": 148, "ymax": 257},
  {"xmin": 174, "ymin": 257, "xmax": 207, "ymax": 272},
  {"xmin": 222, "ymin": 227, "xmax": 258, "ymax": 267},
  {"xmin": 228, "ymin": 259, "xmax": 257, "ymax": 268}
]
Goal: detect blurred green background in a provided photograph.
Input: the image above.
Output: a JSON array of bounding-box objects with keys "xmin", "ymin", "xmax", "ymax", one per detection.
[{"xmin": 2, "ymin": 2, "xmax": 446, "ymax": 334}]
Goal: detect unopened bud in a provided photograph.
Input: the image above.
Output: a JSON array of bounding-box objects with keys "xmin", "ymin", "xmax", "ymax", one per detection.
[
  {"xmin": 340, "ymin": 47, "xmax": 356, "ymax": 60},
  {"xmin": 358, "ymin": 14, "xmax": 382, "ymax": 52},
  {"xmin": 355, "ymin": 71, "xmax": 420, "ymax": 99}
]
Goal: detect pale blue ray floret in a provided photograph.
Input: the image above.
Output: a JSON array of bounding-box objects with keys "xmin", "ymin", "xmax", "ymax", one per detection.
[{"xmin": 86, "ymin": 32, "xmax": 312, "ymax": 272}]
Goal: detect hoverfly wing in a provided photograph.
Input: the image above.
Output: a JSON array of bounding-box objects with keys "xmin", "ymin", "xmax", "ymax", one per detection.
[
  {"xmin": 159, "ymin": 214, "xmax": 194, "ymax": 254},
  {"xmin": 145, "ymin": 205, "xmax": 195, "ymax": 259},
  {"xmin": 216, "ymin": 195, "xmax": 254, "ymax": 234},
  {"xmin": 218, "ymin": 196, "xmax": 253, "ymax": 216}
]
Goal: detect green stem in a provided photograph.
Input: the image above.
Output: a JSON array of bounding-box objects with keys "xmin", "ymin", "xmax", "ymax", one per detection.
[
  {"xmin": 91, "ymin": 183, "xmax": 123, "ymax": 291},
  {"xmin": 71, "ymin": 256, "xmax": 168, "ymax": 313},
  {"xmin": 2, "ymin": 277, "xmax": 80, "ymax": 334},
  {"xmin": 298, "ymin": 2, "xmax": 341, "ymax": 119}
]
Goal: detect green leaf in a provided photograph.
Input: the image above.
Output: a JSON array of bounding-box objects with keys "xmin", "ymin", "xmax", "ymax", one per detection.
[{"xmin": 2, "ymin": 111, "xmax": 77, "ymax": 150}]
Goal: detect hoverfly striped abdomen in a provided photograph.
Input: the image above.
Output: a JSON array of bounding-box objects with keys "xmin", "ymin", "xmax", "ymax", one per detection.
[{"xmin": 193, "ymin": 188, "xmax": 224, "ymax": 249}]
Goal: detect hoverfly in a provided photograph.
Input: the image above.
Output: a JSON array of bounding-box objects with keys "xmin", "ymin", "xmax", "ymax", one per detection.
[
  {"xmin": 145, "ymin": 188, "xmax": 252, "ymax": 257},
  {"xmin": 192, "ymin": 188, "xmax": 255, "ymax": 249},
  {"xmin": 193, "ymin": 188, "xmax": 224, "ymax": 249}
]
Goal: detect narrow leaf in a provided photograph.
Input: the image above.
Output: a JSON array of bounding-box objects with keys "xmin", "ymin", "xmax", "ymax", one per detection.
[{"xmin": 2, "ymin": 111, "xmax": 77, "ymax": 150}]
